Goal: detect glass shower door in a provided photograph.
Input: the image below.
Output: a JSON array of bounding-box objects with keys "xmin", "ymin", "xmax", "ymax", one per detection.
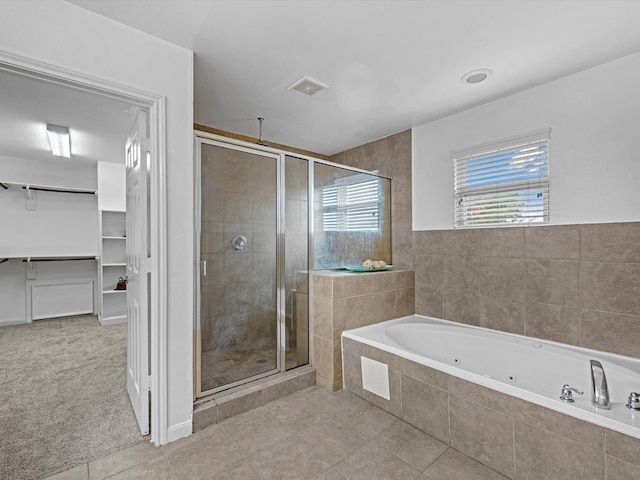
[{"xmin": 197, "ymin": 141, "xmax": 279, "ymax": 394}]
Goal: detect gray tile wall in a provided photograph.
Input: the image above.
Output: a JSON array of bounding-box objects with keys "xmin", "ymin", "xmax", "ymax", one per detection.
[
  {"xmin": 343, "ymin": 340, "xmax": 640, "ymax": 480},
  {"xmin": 331, "ymin": 131, "xmax": 640, "ymax": 360},
  {"xmin": 414, "ymin": 223, "xmax": 640, "ymax": 358},
  {"xmin": 310, "ymin": 270, "xmax": 415, "ymax": 391}
]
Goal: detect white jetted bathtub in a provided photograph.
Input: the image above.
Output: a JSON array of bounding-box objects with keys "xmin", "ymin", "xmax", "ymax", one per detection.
[{"xmin": 342, "ymin": 314, "xmax": 640, "ymax": 439}]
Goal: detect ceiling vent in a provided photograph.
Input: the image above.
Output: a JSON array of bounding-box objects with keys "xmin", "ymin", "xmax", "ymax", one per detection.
[{"xmin": 287, "ymin": 76, "xmax": 328, "ymax": 96}]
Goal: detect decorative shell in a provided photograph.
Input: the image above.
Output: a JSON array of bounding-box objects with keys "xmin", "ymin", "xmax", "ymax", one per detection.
[{"xmin": 361, "ymin": 259, "xmax": 387, "ymax": 270}]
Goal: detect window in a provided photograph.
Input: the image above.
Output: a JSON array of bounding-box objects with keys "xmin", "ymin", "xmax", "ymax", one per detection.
[
  {"xmin": 321, "ymin": 177, "xmax": 381, "ymax": 231},
  {"xmin": 453, "ymin": 129, "xmax": 550, "ymax": 228}
]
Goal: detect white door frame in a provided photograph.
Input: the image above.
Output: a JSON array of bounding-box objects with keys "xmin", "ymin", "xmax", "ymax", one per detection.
[{"xmin": 0, "ymin": 50, "xmax": 169, "ymax": 445}]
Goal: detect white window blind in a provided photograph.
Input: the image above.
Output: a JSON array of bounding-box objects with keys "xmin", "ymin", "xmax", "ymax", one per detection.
[
  {"xmin": 321, "ymin": 178, "xmax": 381, "ymax": 231},
  {"xmin": 453, "ymin": 129, "xmax": 550, "ymax": 228}
]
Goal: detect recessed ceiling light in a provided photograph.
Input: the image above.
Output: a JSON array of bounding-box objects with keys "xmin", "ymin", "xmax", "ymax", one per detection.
[
  {"xmin": 461, "ymin": 69, "xmax": 492, "ymax": 85},
  {"xmin": 46, "ymin": 124, "xmax": 71, "ymax": 157},
  {"xmin": 287, "ymin": 76, "xmax": 328, "ymax": 96}
]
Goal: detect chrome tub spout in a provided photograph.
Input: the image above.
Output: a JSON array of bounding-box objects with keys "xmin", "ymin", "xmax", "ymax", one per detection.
[{"xmin": 590, "ymin": 359, "xmax": 611, "ymax": 410}]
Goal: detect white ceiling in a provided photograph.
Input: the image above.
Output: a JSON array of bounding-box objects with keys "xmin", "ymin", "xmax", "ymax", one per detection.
[
  {"xmin": 0, "ymin": 67, "xmax": 137, "ymax": 166},
  {"xmin": 4, "ymin": 1, "xmax": 640, "ymax": 164},
  {"xmin": 68, "ymin": 0, "xmax": 640, "ymax": 156}
]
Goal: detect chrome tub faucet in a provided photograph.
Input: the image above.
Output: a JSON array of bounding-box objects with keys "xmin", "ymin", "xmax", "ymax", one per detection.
[{"xmin": 590, "ymin": 360, "xmax": 611, "ymax": 410}]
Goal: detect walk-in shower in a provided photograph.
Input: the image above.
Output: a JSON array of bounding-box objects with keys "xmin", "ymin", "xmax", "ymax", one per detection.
[{"xmin": 194, "ymin": 133, "xmax": 391, "ymax": 398}]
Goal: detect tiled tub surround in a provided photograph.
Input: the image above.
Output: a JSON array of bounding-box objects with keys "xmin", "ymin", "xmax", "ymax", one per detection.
[
  {"xmin": 331, "ymin": 130, "xmax": 639, "ymax": 362},
  {"xmin": 414, "ymin": 222, "xmax": 640, "ymax": 360},
  {"xmin": 342, "ymin": 324, "xmax": 640, "ymax": 479},
  {"xmin": 311, "ymin": 269, "xmax": 415, "ymax": 391}
]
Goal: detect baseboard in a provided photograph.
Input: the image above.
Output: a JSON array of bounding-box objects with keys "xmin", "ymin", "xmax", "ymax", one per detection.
[
  {"xmin": 166, "ymin": 419, "xmax": 192, "ymax": 444},
  {"xmin": 0, "ymin": 317, "xmax": 26, "ymax": 326}
]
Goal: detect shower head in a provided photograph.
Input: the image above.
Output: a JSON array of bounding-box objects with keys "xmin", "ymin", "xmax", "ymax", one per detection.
[{"xmin": 257, "ymin": 117, "xmax": 268, "ymax": 146}]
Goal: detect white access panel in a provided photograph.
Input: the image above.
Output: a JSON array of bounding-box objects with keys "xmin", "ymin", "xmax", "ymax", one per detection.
[{"xmin": 27, "ymin": 279, "xmax": 95, "ymax": 321}]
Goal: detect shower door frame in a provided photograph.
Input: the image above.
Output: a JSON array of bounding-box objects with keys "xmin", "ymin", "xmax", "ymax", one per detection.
[
  {"xmin": 194, "ymin": 137, "xmax": 288, "ymax": 398},
  {"xmin": 194, "ymin": 131, "xmax": 389, "ymax": 399}
]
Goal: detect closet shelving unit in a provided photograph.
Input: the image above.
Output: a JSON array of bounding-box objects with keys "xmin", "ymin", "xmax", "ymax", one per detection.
[{"xmin": 98, "ymin": 210, "xmax": 127, "ymax": 325}]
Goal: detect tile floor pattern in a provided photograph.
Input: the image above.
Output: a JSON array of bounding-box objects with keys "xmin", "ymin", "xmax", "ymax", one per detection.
[{"xmin": 47, "ymin": 386, "xmax": 508, "ymax": 480}]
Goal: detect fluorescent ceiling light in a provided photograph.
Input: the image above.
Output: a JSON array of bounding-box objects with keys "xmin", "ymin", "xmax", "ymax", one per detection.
[{"xmin": 46, "ymin": 124, "xmax": 70, "ymax": 157}]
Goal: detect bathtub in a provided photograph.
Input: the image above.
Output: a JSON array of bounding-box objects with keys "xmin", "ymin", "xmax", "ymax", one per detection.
[{"xmin": 342, "ymin": 314, "xmax": 640, "ymax": 439}]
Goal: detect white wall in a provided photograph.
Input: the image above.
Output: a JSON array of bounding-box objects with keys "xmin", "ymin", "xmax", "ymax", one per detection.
[
  {"xmin": 1, "ymin": 1, "xmax": 194, "ymax": 441},
  {"xmin": 412, "ymin": 52, "xmax": 640, "ymax": 230},
  {"xmin": 98, "ymin": 162, "xmax": 126, "ymax": 212}
]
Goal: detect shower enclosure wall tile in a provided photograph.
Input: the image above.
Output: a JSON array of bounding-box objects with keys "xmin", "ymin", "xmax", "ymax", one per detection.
[
  {"xmin": 223, "ymin": 191, "xmax": 253, "ymax": 223},
  {"xmin": 223, "ymin": 155, "xmax": 254, "ymax": 193},
  {"xmin": 525, "ymin": 259, "xmax": 580, "ymax": 307},
  {"xmin": 201, "ymin": 229, "xmax": 224, "ymax": 255},
  {"xmin": 252, "ymin": 195, "xmax": 276, "ymax": 223},
  {"xmin": 525, "ymin": 224, "xmax": 580, "ymax": 260},
  {"xmin": 581, "ymin": 262, "xmax": 640, "ymax": 315},
  {"xmin": 580, "ymin": 222, "xmax": 640, "ymax": 262}
]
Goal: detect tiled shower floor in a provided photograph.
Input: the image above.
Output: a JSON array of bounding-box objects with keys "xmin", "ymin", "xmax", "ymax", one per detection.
[
  {"xmin": 47, "ymin": 386, "xmax": 508, "ymax": 480},
  {"xmin": 201, "ymin": 334, "xmax": 302, "ymax": 391}
]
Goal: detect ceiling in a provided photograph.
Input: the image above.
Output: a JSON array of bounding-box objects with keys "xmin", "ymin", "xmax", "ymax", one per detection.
[
  {"xmin": 68, "ymin": 0, "xmax": 640, "ymax": 156},
  {"xmin": 2, "ymin": 1, "xmax": 640, "ymax": 165},
  {"xmin": 0, "ymin": 67, "xmax": 137, "ymax": 166}
]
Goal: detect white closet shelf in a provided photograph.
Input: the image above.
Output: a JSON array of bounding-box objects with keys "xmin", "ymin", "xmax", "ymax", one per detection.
[
  {"xmin": 1, "ymin": 181, "xmax": 96, "ymax": 195},
  {"xmin": 103, "ymin": 262, "xmax": 126, "ymax": 267},
  {"xmin": 102, "ymin": 236, "xmax": 126, "ymax": 240},
  {"xmin": 103, "ymin": 289, "xmax": 126, "ymax": 295}
]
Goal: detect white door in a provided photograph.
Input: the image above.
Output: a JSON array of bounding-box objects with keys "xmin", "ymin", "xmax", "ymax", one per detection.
[{"xmin": 125, "ymin": 110, "xmax": 150, "ymax": 435}]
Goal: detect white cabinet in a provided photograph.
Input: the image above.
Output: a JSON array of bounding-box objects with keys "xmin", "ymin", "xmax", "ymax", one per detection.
[{"xmin": 98, "ymin": 210, "xmax": 126, "ymax": 325}]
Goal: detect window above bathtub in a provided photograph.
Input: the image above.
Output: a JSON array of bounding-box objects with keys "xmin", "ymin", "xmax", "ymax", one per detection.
[{"xmin": 453, "ymin": 129, "xmax": 550, "ymax": 228}]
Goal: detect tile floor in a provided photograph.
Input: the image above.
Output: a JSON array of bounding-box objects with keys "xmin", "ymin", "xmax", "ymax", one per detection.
[{"xmin": 46, "ymin": 386, "xmax": 508, "ymax": 480}]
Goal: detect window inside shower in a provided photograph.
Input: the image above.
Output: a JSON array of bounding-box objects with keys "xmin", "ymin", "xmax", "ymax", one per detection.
[{"xmin": 313, "ymin": 162, "xmax": 391, "ymax": 269}]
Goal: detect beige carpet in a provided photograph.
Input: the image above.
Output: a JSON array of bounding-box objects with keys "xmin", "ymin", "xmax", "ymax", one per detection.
[{"xmin": 0, "ymin": 315, "xmax": 145, "ymax": 480}]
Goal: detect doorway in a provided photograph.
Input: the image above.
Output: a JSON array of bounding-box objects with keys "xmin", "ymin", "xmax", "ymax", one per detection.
[
  {"xmin": 0, "ymin": 51, "xmax": 166, "ymax": 455},
  {"xmin": 194, "ymin": 138, "xmax": 310, "ymax": 397}
]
